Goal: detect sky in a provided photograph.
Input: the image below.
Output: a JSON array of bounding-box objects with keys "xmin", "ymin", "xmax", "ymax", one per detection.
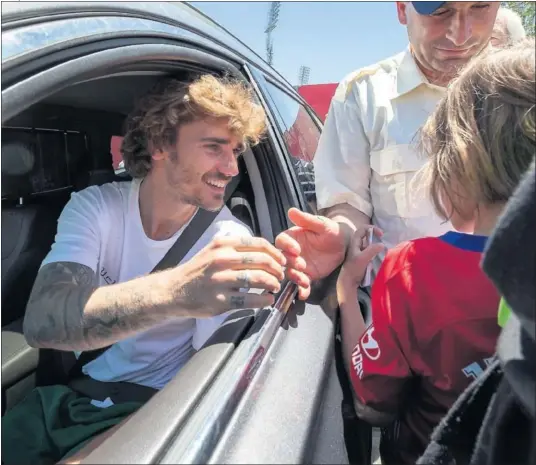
[{"xmin": 189, "ymin": 1, "xmax": 410, "ymax": 86}]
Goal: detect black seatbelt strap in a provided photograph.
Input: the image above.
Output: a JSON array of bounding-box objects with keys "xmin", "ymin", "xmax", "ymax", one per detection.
[
  {"xmin": 150, "ymin": 208, "xmax": 219, "ymax": 273},
  {"xmin": 68, "ymin": 207, "xmax": 219, "ymax": 379}
]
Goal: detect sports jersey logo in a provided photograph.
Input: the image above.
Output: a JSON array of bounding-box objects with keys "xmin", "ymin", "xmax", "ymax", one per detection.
[
  {"xmin": 352, "ymin": 343, "xmax": 364, "ymax": 379},
  {"xmin": 360, "ymin": 326, "xmax": 381, "ymax": 360}
]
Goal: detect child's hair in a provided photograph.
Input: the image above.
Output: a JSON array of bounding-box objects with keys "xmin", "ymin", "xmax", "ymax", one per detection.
[{"xmin": 418, "ymin": 39, "xmax": 535, "ymax": 221}]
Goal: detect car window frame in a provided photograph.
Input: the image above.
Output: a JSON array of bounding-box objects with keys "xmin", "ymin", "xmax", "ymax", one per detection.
[
  {"xmin": 242, "ymin": 63, "xmax": 306, "ymax": 217},
  {"xmin": 0, "ymin": 1, "xmax": 299, "ymax": 98},
  {"xmin": 249, "ymin": 70, "xmax": 321, "ymax": 214},
  {"xmin": 265, "ymin": 76, "xmax": 324, "ymax": 131},
  {"xmin": 263, "ymin": 79, "xmax": 321, "ymax": 212},
  {"xmin": 1, "ymin": 42, "xmax": 241, "ymax": 123}
]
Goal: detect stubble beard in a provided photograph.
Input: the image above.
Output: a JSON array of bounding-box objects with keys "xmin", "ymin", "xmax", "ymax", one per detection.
[{"xmin": 166, "ymin": 160, "xmax": 224, "ymax": 212}]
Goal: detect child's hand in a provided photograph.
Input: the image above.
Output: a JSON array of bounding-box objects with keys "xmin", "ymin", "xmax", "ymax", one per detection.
[{"xmin": 340, "ymin": 226, "xmax": 385, "ymax": 286}]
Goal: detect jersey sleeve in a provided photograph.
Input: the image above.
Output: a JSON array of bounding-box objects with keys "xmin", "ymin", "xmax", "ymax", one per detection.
[
  {"xmin": 313, "ymin": 76, "xmax": 372, "ymax": 217},
  {"xmin": 349, "ymin": 255, "xmax": 413, "ymax": 426},
  {"xmin": 41, "ymin": 186, "xmax": 105, "ymax": 273}
]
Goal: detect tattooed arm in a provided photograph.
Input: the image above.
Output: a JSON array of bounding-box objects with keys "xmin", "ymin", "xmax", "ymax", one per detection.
[
  {"xmin": 23, "ymin": 235, "xmax": 289, "ymax": 351},
  {"xmin": 23, "ymin": 261, "xmax": 182, "ymax": 351}
]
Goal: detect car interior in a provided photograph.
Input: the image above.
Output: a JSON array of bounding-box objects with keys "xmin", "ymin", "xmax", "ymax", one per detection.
[{"xmin": 0, "ymin": 67, "xmax": 274, "ymax": 411}]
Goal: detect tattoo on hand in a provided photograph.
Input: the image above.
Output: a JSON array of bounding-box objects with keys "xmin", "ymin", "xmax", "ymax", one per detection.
[
  {"xmin": 242, "ymin": 254, "xmax": 254, "ymax": 264},
  {"xmin": 230, "ymin": 295, "xmax": 246, "ymax": 309},
  {"xmin": 240, "ymin": 237, "xmax": 253, "ymax": 247}
]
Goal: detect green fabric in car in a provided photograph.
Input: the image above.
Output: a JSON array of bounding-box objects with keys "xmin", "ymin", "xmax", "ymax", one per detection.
[{"xmin": 1, "ymin": 385, "xmax": 142, "ymax": 465}]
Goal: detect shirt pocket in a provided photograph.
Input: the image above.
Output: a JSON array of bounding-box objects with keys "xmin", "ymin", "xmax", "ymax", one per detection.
[{"xmin": 370, "ymin": 144, "xmax": 428, "ymax": 219}]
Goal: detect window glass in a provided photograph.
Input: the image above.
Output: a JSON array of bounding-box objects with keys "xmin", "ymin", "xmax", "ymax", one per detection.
[{"xmin": 263, "ymin": 82, "xmax": 320, "ymax": 211}]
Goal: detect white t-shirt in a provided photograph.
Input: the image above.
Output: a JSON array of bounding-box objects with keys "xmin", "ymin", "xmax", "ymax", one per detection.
[{"xmin": 41, "ymin": 178, "xmax": 252, "ymax": 390}]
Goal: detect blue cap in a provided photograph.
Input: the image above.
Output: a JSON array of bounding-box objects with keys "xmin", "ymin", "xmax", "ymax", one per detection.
[{"xmin": 412, "ymin": 2, "xmax": 446, "ymax": 15}]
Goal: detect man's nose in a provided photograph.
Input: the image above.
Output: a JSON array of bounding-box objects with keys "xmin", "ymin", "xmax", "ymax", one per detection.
[
  {"xmin": 447, "ymin": 13, "xmax": 473, "ymax": 47},
  {"xmin": 219, "ymin": 150, "xmax": 239, "ymax": 177}
]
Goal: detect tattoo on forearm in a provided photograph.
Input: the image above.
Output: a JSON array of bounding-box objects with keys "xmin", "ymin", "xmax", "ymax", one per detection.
[{"xmin": 24, "ymin": 262, "xmax": 157, "ymax": 351}]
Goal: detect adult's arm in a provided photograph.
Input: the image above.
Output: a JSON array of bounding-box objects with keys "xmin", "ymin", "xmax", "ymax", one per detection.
[
  {"xmin": 22, "ymin": 187, "xmax": 196, "ymax": 351},
  {"xmin": 23, "ymin": 260, "xmax": 184, "ymax": 352},
  {"xmin": 322, "ymin": 203, "xmax": 371, "ymax": 252},
  {"xmin": 314, "ymin": 72, "xmax": 373, "ymax": 250},
  {"xmin": 24, "ymin": 190, "xmax": 284, "ymax": 351}
]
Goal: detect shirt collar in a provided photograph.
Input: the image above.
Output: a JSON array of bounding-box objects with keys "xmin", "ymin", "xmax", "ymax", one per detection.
[
  {"xmin": 393, "ymin": 47, "xmax": 442, "ymax": 99},
  {"xmin": 439, "ymin": 231, "xmax": 488, "ymax": 253}
]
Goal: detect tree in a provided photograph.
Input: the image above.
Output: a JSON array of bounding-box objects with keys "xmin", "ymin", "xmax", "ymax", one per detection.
[{"xmin": 503, "ymin": 1, "xmax": 535, "ymax": 37}]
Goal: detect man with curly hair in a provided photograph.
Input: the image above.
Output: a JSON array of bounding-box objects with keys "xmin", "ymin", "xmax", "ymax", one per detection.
[{"xmin": 2, "ymin": 74, "xmax": 310, "ymax": 465}]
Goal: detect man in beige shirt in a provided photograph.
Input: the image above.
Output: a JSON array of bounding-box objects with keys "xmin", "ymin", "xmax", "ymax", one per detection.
[{"xmin": 277, "ymin": 1, "xmax": 501, "ymax": 284}]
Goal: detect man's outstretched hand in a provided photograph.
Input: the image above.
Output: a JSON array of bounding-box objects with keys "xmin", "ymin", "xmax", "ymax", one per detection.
[{"xmin": 276, "ymin": 208, "xmax": 347, "ymax": 296}]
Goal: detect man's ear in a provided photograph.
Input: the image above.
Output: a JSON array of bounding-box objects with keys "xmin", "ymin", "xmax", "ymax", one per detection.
[
  {"xmin": 396, "ymin": 1, "xmax": 409, "ymax": 25},
  {"xmin": 151, "ymin": 149, "xmax": 166, "ymax": 161}
]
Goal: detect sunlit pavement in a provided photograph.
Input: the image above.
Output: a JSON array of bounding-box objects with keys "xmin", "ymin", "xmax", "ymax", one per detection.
[{"xmin": 372, "ymin": 427, "xmax": 382, "ymax": 464}]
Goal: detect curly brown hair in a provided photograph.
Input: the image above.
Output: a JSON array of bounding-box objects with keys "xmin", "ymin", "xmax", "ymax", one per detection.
[
  {"xmin": 417, "ymin": 39, "xmax": 535, "ymax": 221},
  {"xmin": 121, "ymin": 74, "xmax": 267, "ymax": 178}
]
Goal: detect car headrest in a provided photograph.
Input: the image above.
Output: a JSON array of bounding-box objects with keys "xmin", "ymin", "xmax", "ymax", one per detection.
[
  {"xmin": 1, "ymin": 141, "xmax": 37, "ymax": 198},
  {"xmin": 1, "ymin": 142, "xmax": 35, "ymax": 177}
]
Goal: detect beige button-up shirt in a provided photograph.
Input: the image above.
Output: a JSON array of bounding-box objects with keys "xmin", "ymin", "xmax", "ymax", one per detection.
[{"xmin": 314, "ymin": 47, "xmax": 452, "ymax": 274}]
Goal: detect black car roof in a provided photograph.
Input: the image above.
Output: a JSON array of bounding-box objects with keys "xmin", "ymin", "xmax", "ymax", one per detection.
[{"xmin": 1, "ymin": 1, "xmax": 298, "ymax": 96}]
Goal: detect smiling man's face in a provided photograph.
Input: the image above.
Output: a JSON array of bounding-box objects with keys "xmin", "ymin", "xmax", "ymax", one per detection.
[
  {"xmin": 153, "ymin": 118, "xmax": 244, "ymax": 211},
  {"xmin": 397, "ymin": 2, "xmax": 499, "ymax": 83}
]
